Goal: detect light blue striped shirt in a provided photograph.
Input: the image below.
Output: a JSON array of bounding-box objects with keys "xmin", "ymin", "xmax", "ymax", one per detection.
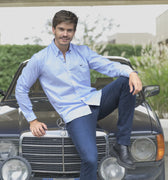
[{"xmin": 15, "ymin": 40, "xmax": 133, "ymax": 123}]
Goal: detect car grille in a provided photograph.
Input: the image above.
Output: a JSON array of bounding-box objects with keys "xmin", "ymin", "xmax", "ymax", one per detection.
[{"xmin": 20, "ymin": 130, "xmax": 107, "ymax": 174}]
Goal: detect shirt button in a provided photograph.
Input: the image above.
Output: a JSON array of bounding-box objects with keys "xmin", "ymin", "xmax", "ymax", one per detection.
[{"xmin": 81, "ymin": 97, "xmax": 85, "ymax": 101}]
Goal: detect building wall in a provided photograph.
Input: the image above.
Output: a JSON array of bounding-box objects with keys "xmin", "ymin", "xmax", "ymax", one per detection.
[
  {"xmin": 108, "ymin": 33, "xmax": 154, "ymax": 45},
  {"xmin": 108, "ymin": 9, "xmax": 168, "ymax": 46},
  {"xmin": 156, "ymin": 10, "xmax": 168, "ymax": 44}
]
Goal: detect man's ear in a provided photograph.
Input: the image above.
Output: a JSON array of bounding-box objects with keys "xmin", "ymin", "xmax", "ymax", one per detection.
[{"xmin": 52, "ymin": 27, "xmax": 56, "ymax": 34}]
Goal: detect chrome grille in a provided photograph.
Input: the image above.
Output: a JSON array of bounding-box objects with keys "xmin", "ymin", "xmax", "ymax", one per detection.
[{"xmin": 20, "ymin": 130, "xmax": 107, "ymax": 174}]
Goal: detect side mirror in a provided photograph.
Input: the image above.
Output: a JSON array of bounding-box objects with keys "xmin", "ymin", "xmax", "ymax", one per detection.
[
  {"xmin": 0, "ymin": 89, "xmax": 5, "ymax": 96},
  {"xmin": 143, "ymin": 85, "xmax": 160, "ymax": 98}
]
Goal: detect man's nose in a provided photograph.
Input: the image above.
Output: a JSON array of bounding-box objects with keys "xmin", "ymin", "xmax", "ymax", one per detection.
[{"xmin": 63, "ymin": 30, "xmax": 68, "ymax": 36}]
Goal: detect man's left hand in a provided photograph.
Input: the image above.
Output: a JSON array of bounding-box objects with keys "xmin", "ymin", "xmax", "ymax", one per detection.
[{"xmin": 129, "ymin": 72, "xmax": 142, "ymax": 95}]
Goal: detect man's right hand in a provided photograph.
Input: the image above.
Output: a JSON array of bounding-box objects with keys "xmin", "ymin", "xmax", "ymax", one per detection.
[{"xmin": 29, "ymin": 119, "xmax": 48, "ymax": 137}]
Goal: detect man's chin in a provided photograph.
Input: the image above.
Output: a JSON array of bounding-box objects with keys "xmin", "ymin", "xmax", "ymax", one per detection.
[
  {"xmin": 60, "ymin": 42, "xmax": 70, "ymax": 46},
  {"xmin": 60, "ymin": 39, "xmax": 71, "ymax": 44}
]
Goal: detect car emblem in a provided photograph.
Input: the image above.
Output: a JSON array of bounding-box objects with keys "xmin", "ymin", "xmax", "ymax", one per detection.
[{"xmin": 56, "ymin": 118, "xmax": 66, "ymax": 129}]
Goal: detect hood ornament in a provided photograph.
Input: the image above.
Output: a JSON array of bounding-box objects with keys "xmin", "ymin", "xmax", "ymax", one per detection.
[{"xmin": 56, "ymin": 118, "xmax": 66, "ymax": 130}]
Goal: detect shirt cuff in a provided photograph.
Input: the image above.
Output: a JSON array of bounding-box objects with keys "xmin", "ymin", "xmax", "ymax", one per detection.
[{"xmin": 21, "ymin": 110, "xmax": 37, "ymax": 122}]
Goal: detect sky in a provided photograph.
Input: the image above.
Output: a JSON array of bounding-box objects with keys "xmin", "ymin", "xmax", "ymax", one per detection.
[{"xmin": 0, "ymin": 4, "xmax": 168, "ymax": 45}]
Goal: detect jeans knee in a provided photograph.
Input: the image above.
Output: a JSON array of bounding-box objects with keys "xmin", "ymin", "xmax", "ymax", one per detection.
[
  {"xmin": 120, "ymin": 76, "xmax": 131, "ymax": 90},
  {"xmin": 119, "ymin": 76, "xmax": 129, "ymax": 85}
]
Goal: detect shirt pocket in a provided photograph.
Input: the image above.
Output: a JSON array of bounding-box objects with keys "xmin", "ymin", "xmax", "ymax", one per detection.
[{"xmin": 70, "ymin": 61, "xmax": 90, "ymax": 82}]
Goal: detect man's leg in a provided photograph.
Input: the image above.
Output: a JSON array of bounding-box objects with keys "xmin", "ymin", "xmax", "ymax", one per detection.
[
  {"xmin": 66, "ymin": 106, "xmax": 99, "ymax": 180},
  {"xmin": 98, "ymin": 76, "xmax": 136, "ymax": 168}
]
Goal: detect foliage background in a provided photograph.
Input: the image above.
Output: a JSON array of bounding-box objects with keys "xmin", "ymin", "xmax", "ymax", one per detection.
[
  {"xmin": 0, "ymin": 44, "xmax": 167, "ymax": 118},
  {"xmin": 130, "ymin": 45, "xmax": 168, "ymax": 118},
  {"xmin": 0, "ymin": 45, "xmax": 45, "ymax": 91}
]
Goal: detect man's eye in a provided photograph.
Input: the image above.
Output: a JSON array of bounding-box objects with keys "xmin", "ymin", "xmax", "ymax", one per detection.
[
  {"xmin": 58, "ymin": 28, "xmax": 64, "ymax": 31},
  {"xmin": 68, "ymin": 29, "xmax": 73, "ymax": 32}
]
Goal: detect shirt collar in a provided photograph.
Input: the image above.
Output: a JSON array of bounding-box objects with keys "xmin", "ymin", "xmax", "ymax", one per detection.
[
  {"xmin": 51, "ymin": 39, "xmax": 73, "ymax": 57},
  {"xmin": 69, "ymin": 43, "xmax": 73, "ymax": 53}
]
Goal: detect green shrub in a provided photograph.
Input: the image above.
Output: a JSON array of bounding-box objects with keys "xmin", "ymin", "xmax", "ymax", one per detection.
[
  {"xmin": 0, "ymin": 45, "xmax": 45, "ymax": 91},
  {"xmin": 131, "ymin": 44, "xmax": 168, "ymax": 118},
  {"xmin": 101, "ymin": 44, "xmax": 142, "ymax": 58}
]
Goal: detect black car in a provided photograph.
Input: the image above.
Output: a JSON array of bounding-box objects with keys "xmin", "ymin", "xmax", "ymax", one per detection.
[{"xmin": 0, "ymin": 56, "xmax": 165, "ymax": 180}]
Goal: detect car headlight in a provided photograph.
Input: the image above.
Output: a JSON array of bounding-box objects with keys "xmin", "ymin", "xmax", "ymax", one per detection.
[
  {"xmin": 0, "ymin": 156, "xmax": 32, "ymax": 180},
  {"xmin": 130, "ymin": 137, "xmax": 156, "ymax": 161},
  {"xmin": 0, "ymin": 141, "xmax": 18, "ymax": 160},
  {"xmin": 98, "ymin": 156, "xmax": 125, "ymax": 180}
]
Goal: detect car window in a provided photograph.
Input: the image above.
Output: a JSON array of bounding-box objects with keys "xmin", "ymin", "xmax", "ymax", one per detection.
[
  {"xmin": 7, "ymin": 79, "xmax": 46, "ymax": 100},
  {"xmin": 29, "ymin": 79, "xmax": 46, "ymax": 98}
]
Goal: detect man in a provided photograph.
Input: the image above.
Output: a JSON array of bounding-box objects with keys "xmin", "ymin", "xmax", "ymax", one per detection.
[{"xmin": 15, "ymin": 10, "xmax": 142, "ymax": 180}]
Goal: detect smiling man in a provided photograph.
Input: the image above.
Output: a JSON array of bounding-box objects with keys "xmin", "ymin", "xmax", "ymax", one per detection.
[{"xmin": 15, "ymin": 10, "xmax": 142, "ymax": 180}]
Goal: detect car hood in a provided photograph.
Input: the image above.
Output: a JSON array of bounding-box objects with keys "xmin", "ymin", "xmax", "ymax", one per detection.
[
  {"xmin": 97, "ymin": 104, "xmax": 153, "ymax": 134},
  {"xmin": 0, "ymin": 105, "xmax": 22, "ymax": 135},
  {"xmin": 0, "ymin": 103, "xmax": 158, "ymax": 136}
]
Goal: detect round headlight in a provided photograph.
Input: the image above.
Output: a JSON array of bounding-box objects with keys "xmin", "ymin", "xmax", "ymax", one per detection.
[
  {"xmin": 131, "ymin": 137, "xmax": 156, "ymax": 161},
  {"xmin": 0, "ymin": 141, "xmax": 17, "ymax": 160},
  {"xmin": 0, "ymin": 156, "xmax": 32, "ymax": 180},
  {"xmin": 98, "ymin": 156, "xmax": 125, "ymax": 180}
]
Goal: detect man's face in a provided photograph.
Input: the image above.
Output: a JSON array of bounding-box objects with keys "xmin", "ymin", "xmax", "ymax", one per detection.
[{"xmin": 52, "ymin": 22, "xmax": 76, "ymax": 49}]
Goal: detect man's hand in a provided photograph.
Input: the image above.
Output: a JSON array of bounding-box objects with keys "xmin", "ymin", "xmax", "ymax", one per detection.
[
  {"xmin": 30, "ymin": 119, "xmax": 48, "ymax": 137},
  {"xmin": 129, "ymin": 72, "xmax": 142, "ymax": 95}
]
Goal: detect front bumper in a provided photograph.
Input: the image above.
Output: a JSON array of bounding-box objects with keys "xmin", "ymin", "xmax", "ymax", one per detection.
[
  {"xmin": 30, "ymin": 159, "xmax": 164, "ymax": 180},
  {"xmin": 124, "ymin": 159, "xmax": 165, "ymax": 180}
]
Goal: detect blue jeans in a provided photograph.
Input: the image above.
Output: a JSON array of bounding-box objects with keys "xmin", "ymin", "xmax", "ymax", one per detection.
[{"xmin": 66, "ymin": 77, "xmax": 136, "ymax": 180}]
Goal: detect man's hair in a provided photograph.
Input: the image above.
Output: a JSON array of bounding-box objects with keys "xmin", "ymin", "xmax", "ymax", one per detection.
[{"xmin": 52, "ymin": 10, "xmax": 78, "ymax": 30}]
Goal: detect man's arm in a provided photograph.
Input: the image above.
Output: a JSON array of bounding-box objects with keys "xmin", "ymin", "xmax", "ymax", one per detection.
[
  {"xmin": 82, "ymin": 46, "xmax": 137, "ymax": 78},
  {"xmin": 83, "ymin": 46, "xmax": 142, "ymax": 94},
  {"xmin": 15, "ymin": 56, "xmax": 48, "ymax": 137}
]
